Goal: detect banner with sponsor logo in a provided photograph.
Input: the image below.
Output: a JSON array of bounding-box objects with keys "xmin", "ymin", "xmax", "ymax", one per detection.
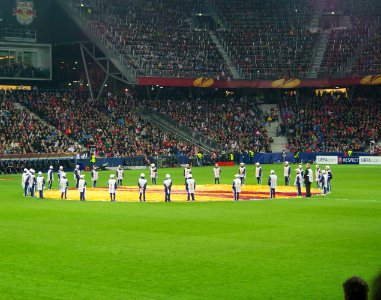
[
  {"xmin": 316, "ymin": 156, "xmax": 338, "ymax": 164},
  {"xmin": 359, "ymin": 156, "xmax": 381, "ymax": 165},
  {"xmin": 338, "ymin": 156, "xmax": 359, "ymax": 165},
  {"xmin": 137, "ymin": 75, "xmax": 381, "ymax": 88}
]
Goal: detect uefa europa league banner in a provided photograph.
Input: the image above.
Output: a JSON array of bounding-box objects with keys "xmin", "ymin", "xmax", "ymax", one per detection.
[
  {"xmin": 359, "ymin": 156, "xmax": 381, "ymax": 165},
  {"xmin": 137, "ymin": 75, "xmax": 381, "ymax": 88},
  {"xmin": 316, "ymin": 156, "xmax": 339, "ymax": 165}
]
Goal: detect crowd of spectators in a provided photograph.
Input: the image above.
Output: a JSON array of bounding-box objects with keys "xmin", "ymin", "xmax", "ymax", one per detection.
[
  {"xmin": 350, "ymin": 25, "xmax": 381, "ymax": 75},
  {"xmin": 8, "ymin": 89, "xmax": 273, "ymax": 157},
  {"xmin": 147, "ymin": 95, "xmax": 272, "ymax": 153},
  {"xmin": 279, "ymin": 91, "xmax": 381, "ymax": 152},
  {"xmin": 62, "ymin": 0, "xmax": 381, "ymax": 80},
  {"xmin": 13, "ymin": 91, "xmax": 194, "ymax": 157},
  {"xmin": 61, "ymin": 0, "xmax": 381, "ymax": 81},
  {"xmin": 0, "ymin": 91, "xmax": 75, "ymax": 154},
  {"xmin": 0, "ymin": 63, "xmax": 48, "ymax": 79},
  {"xmin": 65, "ymin": 0, "xmax": 230, "ymax": 79},
  {"xmin": 211, "ymin": 0, "xmax": 319, "ymax": 79},
  {"xmin": 319, "ymin": 19, "xmax": 379, "ymax": 77},
  {"xmin": 4, "ymin": 87, "xmax": 381, "ymax": 158},
  {"xmin": 319, "ymin": 0, "xmax": 381, "ymax": 77}
]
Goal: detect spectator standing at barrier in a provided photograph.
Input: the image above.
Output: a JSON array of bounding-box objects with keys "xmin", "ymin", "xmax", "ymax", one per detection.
[
  {"xmin": 47, "ymin": 166, "xmax": 53, "ymax": 190},
  {"xmin": 108, "ymin": 174, "xmax": 117, "ymax": 202},
  {"xmin": 138, "ymin": 173, "xmax": 147, "ymax": 202},
  {"xmin": 36, "ymin": 171, "xmax": 45, "ymax": 199},
  {"xmin": 255, "ymin": 162, "xmax": 262, "ymax": 184},
  {"xmin": 213, "ymin": 163, "xmax": 221, "ymax": 184},
  {"xmin": 294, "ymin": 169, "xmax": 303, "ymax": 197},
  {"xmin": 116, "ymin": 165, "xmax": 124, "ymax": 186},
  {"xmin": 91, "ymin": 166, "xmax": 98, "ymax": 188},
  {"xmin": 29, "ymin": 169, "xmax": 36, "ymax": 197},
  {"xmin": 60, "ymin": 173, "xmax": 68, "ymax": 200},
  {"xmin": 282, "ymin": 149, "xmax": 287, "ymax": 162},
  {"xmin": 239, "ymin": 162, "xmax": 246, "ymax": 184},
  {"xmin": 268, "ymin": 170, "xmax": 277, "ymax": 199},
  {"xmin": 150, "ymin": 163, "xmax": 157, "ymax": 185},
  {"xmin": 186, "ymin": 174, "xmax": 196, "ymax": 202},
  {"xmin": 326, "ymin": 165, "xmax": 333, "ymax": 193},
  {"xmin": 78, "ymin": 175, "xmax": 87, "ymax": 201},
  {"xmin": 90, "ymin": 153, "xmax": 96, "ymax": 168},
  {"xmin": 184, "ymin": 164, "xmax": 192, "ymax": 184},
  {"xmin": 58, "ymin": 166, "xmax": 64, "ymax": 188},
  {"xmin": 304, "ymin": 163, "xmax": 313, "ymax": 197},
  {"xmin": 284, "ymin": 161, "xmax": 291, "ymax": 186},
  {"xmin": 164, "ymin": 174, "xmax": 172, "ymax": 202},
  {"xmin": 74, "ymin": 165, "xmax": 81, "ymax": 188},
  {"xmin": 294, "ymin": 151, "xmax": 300, "ymax": 163},
  {"xmin": 342, "ymin": 276, "xmax": 369, "ymax": 300},
  {"xmin": 196, "ymin": 152, "xmax": 203, "ymax": 167},
  {"xmin": 232, "ymin": 174, "xmax": 242, "ymax": 201},
  {"xmin": 22, "ymin": 168, "xmax": 29, "ymax": 196}
]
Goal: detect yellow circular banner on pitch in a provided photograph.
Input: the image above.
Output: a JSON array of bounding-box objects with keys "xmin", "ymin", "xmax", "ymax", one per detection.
[{"xmin": 44, "ymin": 184, "xmax": 321, "ymax": 202}]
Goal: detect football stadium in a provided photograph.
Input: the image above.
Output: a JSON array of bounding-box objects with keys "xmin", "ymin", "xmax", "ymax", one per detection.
[{"xmin": 1, "ymin": 0, "xmax": 381, "ymax": 299}]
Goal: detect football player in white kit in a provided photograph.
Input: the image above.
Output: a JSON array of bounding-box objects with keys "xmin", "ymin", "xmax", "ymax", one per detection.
[
  {"xmin": 47, "ymin": 166, "xmax": 53, "ymax": 190},
  {"xmin": 36, "ymin": 171, "xmax": 45, "ymax": 198},
  {"xmin": 163, "ymin": 174, "xmax": 172, "ymax": 202},
  {"xmin": 116, "ymin": 165, "xmax": 124, "ymax": 186},
  {"xmin": 184, "ymin": 164, "xmax": 192, "ymax": 184},
  {"xmin": 60, "ymin": 173, "xmax": 68, "ymax": 200},
  {"xmin": 284, "ymin": 161, "xmax": 291, "ymax": 186},
  {"xmin": 232, "ymin": 174, "xmax": 242, "ymax": 201},
  {"xmin": 91, "ymin": 165, "xmax": 99, "ymax": 188},
  {"xmin": 78, "ymin": 175, "xmax": 87, "ymax": 201},
  {"xmin": 150, "ymin": 163, "xmax": 157, "ymax": 185},
  {"xmin": 255, "ymin": 162, "xmax": 262, "ymax": 184},
  {"xmin": 213, "ymin": 163, "xmax": 221, "ymax": 184},
  {"xmin": 268, "ymin": 170, "xmax": 278, "ymax": 198},
  {"xmin": 186, "ymin": 174, "xmax": 196, "ymax": 202},
  {"xmin": 108, "ymin": 174, "xmax": 117, "ymax": 202},
  {"xmin": 239, "ymin": 162, "xmax": 246, "ymax": 184},
  {"xmin": 138, "ymin": 173, "xmax": 148, "ymax": 202}
]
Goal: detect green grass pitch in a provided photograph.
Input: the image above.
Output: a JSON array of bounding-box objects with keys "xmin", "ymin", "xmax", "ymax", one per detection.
[{"xmin": 0, "ymin": 164, "xmax": 380, "ymax": 299}]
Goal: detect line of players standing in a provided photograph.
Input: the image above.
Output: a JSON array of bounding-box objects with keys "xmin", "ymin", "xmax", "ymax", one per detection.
[
  {"xmin": 21, "ymin": 168, "xmax": 45, "ymax": 198},
  {"xmin": 228, "ymin": 161, "xmax": 332, "ymax": 201},
  {"xmin": 21, "ymin": 161, "xmax": 332, "ymax": 202},
  {"xmin": 21, "ymin": 163, "xmax": 170, "ymax": 202}
]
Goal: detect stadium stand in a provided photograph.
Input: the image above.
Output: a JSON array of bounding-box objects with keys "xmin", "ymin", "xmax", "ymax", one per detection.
[
  {"xmin": 147, "ymin": 96, "xmax": 271, "ymax": 153},
  {"xmin": 12, "ymin": 91, "xmax": 194, "ymax": 157},
  {"xmin": 62, "ymin": 0, "xmax": 381, "ymax": 80},
  {"xmin": 68, "ymin": 0, "xmax": 230, "ymax": 79},
  {"xmin": 350, "ymin": 24, "xmax": 381, "ymax": 75},
  {"xmin": 279, "ymin": 92, "xmax": 381, "ymax": 152},
  {"xmin": 211, "ymin": 0, "xmax": 319, "ymax": 79},
  {"xmin": 0, "ymin": 91, "xmax": 75, "ymax": 154},
  {"xmin": 318, "ymin": 0, "xmax": 381, "ymax": 77}
]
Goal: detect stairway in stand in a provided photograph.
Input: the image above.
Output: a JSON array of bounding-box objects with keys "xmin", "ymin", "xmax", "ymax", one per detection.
[{"xmin": 260, "ymin": 104, "xmax": 288, "ymax": 153}]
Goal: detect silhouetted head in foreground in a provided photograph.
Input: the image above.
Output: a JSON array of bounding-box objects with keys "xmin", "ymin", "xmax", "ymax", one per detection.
[{"xmin": 343, "ymin": 276, "xmax": 369, "ymax": 300}]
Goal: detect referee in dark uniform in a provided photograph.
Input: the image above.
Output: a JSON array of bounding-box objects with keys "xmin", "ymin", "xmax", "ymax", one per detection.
[{"xmin": 304, "ymin": 163, "xmax": 313, "ymax": 197}]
